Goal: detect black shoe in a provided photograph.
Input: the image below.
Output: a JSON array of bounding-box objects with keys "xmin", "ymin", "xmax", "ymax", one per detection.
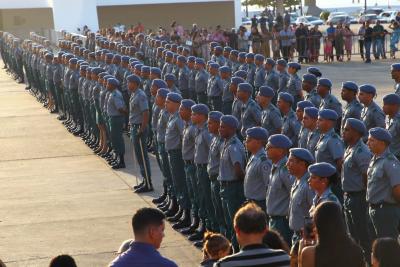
[
  {"xmin": 188, "ymin": 221, "xmax": 205, "ymax": 241},
  {"xmin": 152, "ymin": 192, "xmax": 167, "ymax": 204},
  {"xmin": 134, "ymin": 185, "xmax": 154, "ymax": 193},
  {"xmin": 193, "ymin": 241, "xmax": 203, "ymax": 248},
  {"xmin": 180, "ymin": 216, "xmax": 200, "ymax": 235},
  {"xmin": 167, "ymin": 206, "xmax": 183, "ymax": 222},
  {"xmin": 133, "ymin": 181, "xmax": 144, "ymax": 190},
  {"xmin": 172, "ymin": 209, "xmax": 191, "ymax": 230},
  {"xmin": 164, "ymin": 198, "xmax": 178, "ymax": 217},
  {"xmin": 158, "ymin": 197, "xmax": 171, "ymax": 212},
  {"xmin": 112, "ymin": 162, "xmax": 126, "ymax": 169}
]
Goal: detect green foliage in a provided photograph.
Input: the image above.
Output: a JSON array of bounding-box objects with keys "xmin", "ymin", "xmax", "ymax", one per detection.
[{"xmin": 320, "ymin": 11, "xmax": 330, "ymax": 21}]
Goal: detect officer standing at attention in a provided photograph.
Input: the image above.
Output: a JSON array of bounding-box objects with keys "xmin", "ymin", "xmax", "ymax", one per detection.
[
  {"xmin": 187, "ymin": 56, "xmax": 197, "ymax": 101},
  {"xmin": 296, "ymin": 101, "xmax": 315, "ymax": 149},
  {"xmin": 317, "ymin": 78, "xmax": 343, "ymax": 132},
  {"xmin": 307, "ymin": 66, "xmax": 322, "ymax": 78},
  {"xmin": 161, "ymin": 51, "xmax": 174, "ymax": 79},
  {"xmin": 253, "ymin": 54, "xmax": 265, "ymax": 94},
  {"xmin": 237, "ymin": 83, "xmax": 261, "ymax": 138},
  {"xmin": 287, "ymin": 62, "xmax": 303, "ymax": 109},
  {"xmin": 276, "ymin": 59, "xmax": 289, "ymax": 94},
  {"xmin": 287, "ymin": 148, "xmax": 315, "ymax": 243},
  {"xmin": 127, "ymin": 73, "xmax": 152, "ymax": 192},
  {"xmin": 220, "ymin": 66, "xmax": 232, "ymax": 115},
  {"xmin": 194, "ymin": 58, "xmax": 209, "ymax": 105},
  {"xmin": 244, "ymin": 127, "xmax": 271, "ymax": 211},
  {"xmin": 263, "ymin": 58, "xmax": 279, "ymax": 104},
  {"xmin": 165, "ymin": 74, "xmax": 180, "ymax": 94},
  {"xmin": 207, "ymin": 62, "xmax": 224, "ymax": 111},
  {"xmin": 230, "ymin": 77, "xmax": 244, "ymax": 131},
  {"xmin": 211, "ymin": 46, "xmax": 226, "ymax": 66},
  {"xmin": 277, "ymin": 92, "xmax": 301, "ymax": 147},
  {"xmin": 383, "ymin": 94, "xmax": 400, "ymax": 160},
  {"xmin": 359, "ymin": 84, "xmax": 385, "ymax": 131},
  {"xmin": 106, "ymin": 77, "xmax": 127, "ymax": 169},
  {"xmin": 245, "ymin": 53, "xmax": 256, "ymax": 88},
  {"xmin": 302, "ymin": 73, "xmax": 321, "ymax": 108},
  {"xmin": 177, "ymin": 55, "xmax": 190, "ymax": 99},
  {"xmin": 341, "ymin": 118, "xmax": 372, "ymax": 260},
  {"xmin": 257, "ymin": 85, "xmax": 282, "ymax": 135},
  {"xmin": 390, "ymin": 63, "xmax": 400, "ymax": 95},
  {"xmin": 340, "ymin": 81, "xmax": 362, "ymax": 135},
  {"xmin": 266, "ymin": 134, "xmax": 294, "ymax": 245},
  {"xmin": 303, "ymin": 107, "xmax": 320, "ymax": 155},
  {"xmin": 366, "ymin": 127, "xmax": 400, "ymax": 239}
]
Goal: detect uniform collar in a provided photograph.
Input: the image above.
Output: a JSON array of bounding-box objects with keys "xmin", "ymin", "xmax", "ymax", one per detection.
[
  {"xmin": 321, "ymin": 128, "xmax": 335, "ymax": 137},
  {"xmin": 373, "ymin": 148, "xmax": 391, "ymax": 161},
  {"xmin": 273, "ymin": 156, "xmax": 287, "ymax": 168}
]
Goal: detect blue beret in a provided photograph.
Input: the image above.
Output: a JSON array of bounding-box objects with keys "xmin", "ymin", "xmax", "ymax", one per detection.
[
  {"xmin": 103, "ymin": 75, "xmax": 114, "ymax": 81},
  {"xmin": 289, "ymin": 148, "xmax": 315, "ymax": 164},
  {"xmin": 171, "ymin": 44, "xmax": 178, "ymax": 49},
  {"xmin": 209, "ymin": 63, "xmax": 220, "ymax": 69},
  {"xmin": 342, "ymin": 81, "xmax": 358, "ymax": 92},
  {"xmin": 99, "ymin": 72, "xmax": 108, "ymax": 78},
  {"xmin": 88, "ymin": 52, "xmax": 95, "ymax": 58},
  {"xmin": 177, "ymin": 55, "xmax": 187, "ymax": 63},
  {"xmin": 345, "ymin": 118, "xmax": 367, "ymax": 135},
  {"xmin": 278, "ymin": 92, "xmax": 294, "ymax": 104},
  {"xmin": 195, "ymin": 58, "xmax": 205, "ymax": 65},
  {"xmin": 297, "ymin": 100, "xmax": 314, "ymax": 110},
  {"xmin": 107, "ymin": 77, "xmax": 120, "ymax": 87},
  {"xmin": 157, "ymin": 88, "xmax": 169, "ymax": 98},
  {"xmin": 150, "ymin": 67, "xmax": 161, "ymax": 75},
  {"xmin": 318, "ymin": 78, "xmax": 332, "ymax": 88},
  {"xmin": 318, "ymin": 109, "xmax": 338, "ymax": 120},
  {"xmin": 268, "ymin": 134, "xmax": 292, "ymax": 149},
  {"xmin": 134, "ymin": 64, "xmax": 143, "ymax": 71},
  {"xmin": 69, "ymin": 58, "xmax": 78, "ymax": 64},
  {"xmin": 302, "ymin": 74, "xmax": 317, "ymax": 85},
  {"xmin": 166, "ymin": 92, "xmax": 182, "ymax": 103},
  {"xmin": 238, "ymin": 83, "xmax": 253, "ymax": 94},
  {"xmin": 277, "ymin": 59, "xmax": 287, "ymax": 67},
  {"xmin": 288, "ymin": 62, "xmax": 301, "ymax": 70},
  {"xmin": 223, "ymin": 46, "xmax": 232, "ymax": 53},
  {"xmin": 188, "ymin": 56, "xmax": 196, "ymax": 62},
  {"xmin": 157, "ymin": 47, "xmax": 165, "ymax": 52},
  {"xmin": 165, "ymin": 73, "xmax": 176, "ymax": 81},
  {"xmin": 166, "ymin": 51, "xmax": 173, "ymax": 58},
  {"xmin": 369, "ymin": 127, "xmax": 392, "ymax": 143},
  {"xmin": 191, "ymin": 104, "xmax": 209, "ymax": 115},
  {"xmin": 259, "ymin": 85, "xmax": 275, "ymax": 97},
  {"xmin": 307, "ymin": 67, "xmax": 322, "ymax": 77},
  {"xmin": 106, "ymin": 53, "xmax": 114, "ymax": 59},
  {"xmin": 219, "ymin": 66, "xmax": 231, "ymax": 73},
  {"xmin": 209, "ymin": 111, "xmax": 223, "ymax": 121},
  {"xmin": 181, "ymin": 99, "xmax": 196, "ymax": 109},
  {"xmin": 359, "ymin": 84, "xmax": 376, "ymax": 95},
  {"xmin": 80, "ymin": 65, "xmax": 87, "ymax": 71},
  {"xmin": 91, "ymin": 67, "xmax": 103, "ymax": 75},
  {"xmin": 308, "ymin": 162, "xmax": 336, "ymax": 177},
  {"xmin": 152, "ymin": 79, "xmax": 167, "ymax": 88},
  {"xmin": 130, "ymin": 62, "xmax": 139, "ymax": 68},
  {"xmin": 141, "ymin": 66, "xmax": 150, "ymax": 73},
  {"xmin": 230, "ymin": 50, "xmax": 239, "ymax": 56},
  {"xmin": 304, "ymin": 107, "xmax": 319, "ymax": 119},
  {"xmin": 220, "ymin": 115, "xmax": 239, "ymax": 129},
  {"xmin": 234, "ymin": 70, "xmax": 247, "ymax": 79},
  {"xmin": 45, "ymin": 53, "xmax": 53, "ymax": 59},
  {"xmin": 126, "ymin": 74, "xmax": 141, "ymax": 84},
  {"xmin": 231, "ymin": 77, "xmax": 245, "ymax": 85},
  {"xmin": 246, "ymin": 127, "xmax": 269, "ymax": 141},
  {"xmin": 207, "ymin": 60, "xmax": 215, "ymax": 66},
  {"xmin": 238, "ymin": 52, "xmax": 246, "ymax": 59},
  {"xmin": 215, "ymin": 46, "xmax": 223, "ymax": 52},
  {"xmin": 383, "ymin": 93, "xmax": 400, "ymax": 105},
  {"xmin": 391, "ymin": 63, "xmax": 400, "ymax": 71},
  {"xmin": 255, "ymin": 54, "xmax": 265, "ymax": 62},
  {"xmin": 210, "ymin": 42, "xmax": 219, "ymax": 48},
  {"xmin": 121, "ymin": 56, "xmax": 130, "ymax": 62},
  {"xmin": 246, "ymin": 53, "xmax": 255, "ymax": 59},
  {"xmin": 265, "ymin": 58, "xmax": 275, "ymax": 66},
  {"xmin": 113, "ymin": 54, "xmax": 121, "ymax": 61}
]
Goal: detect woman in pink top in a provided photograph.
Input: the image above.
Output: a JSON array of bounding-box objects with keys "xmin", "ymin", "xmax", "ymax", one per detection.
[{"xmin": 343, "ymin": 25, "xmax": 354, "ymax": 61}]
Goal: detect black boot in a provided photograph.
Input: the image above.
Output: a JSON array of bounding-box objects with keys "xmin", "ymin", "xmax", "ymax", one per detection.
[
  {"xmin": 167, "ymin": 206, "xmax": 183, "ymax": 222},
  {"xmin": 172, "ymin": 209, "xmax": 191, "ymax": 230},
  {"xmin": 133, "ymin": 181, "xmax": 144, "ymax": 190},
  {"xmin": 159, "ymin": 196, "xmax": 171, "ymax": 212},
  {"xmin": 152, "ymin": 185, "xmax": 167, "ymax": 204},
  {"xmin": 180, "ymin": 215, "xmax": 200, "ymax": 235},
  {"xmin": 164, "ymin": 198, "xmax": 178, "ymax": 217},
  {"xmin": 112, "ymin": 154, "xmax": 126, "ymax": 169},
  {"xmin": 188, "ymin": 220, "xmax": 206, "ymax": 241}
]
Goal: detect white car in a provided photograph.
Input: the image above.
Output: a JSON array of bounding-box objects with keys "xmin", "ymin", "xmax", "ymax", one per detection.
[
  {"xmin": 328, "ymin": 11, "xmax": 348, "ymax": 21},
  {"xmin": 295, "ymin": 16, "xmax": 324, "ymax": 26},
  {"xmin": 378, "ymin": 10, "xmax": 399, "ymax": 23},
  {"xmin": 241, "ymin": 17, "xmax": 252, "ymax": 26}
]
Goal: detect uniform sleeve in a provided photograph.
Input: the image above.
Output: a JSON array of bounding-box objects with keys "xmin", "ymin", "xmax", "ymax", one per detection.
[
  {"xmin": 176, "ymin": 118, "xmax": 184, "ymax": 134},
  {"xmin": 228, "ymin": 144, "xmax": 245, "ymax": 168},
  {"xmin": 375, "ymin": 109, "xmax": 386, "ymax": 128},
  {"xmin": 305, "ymin": 186, "xmax": 316, "ymax": 207},
  {"xmin": 291, "ymin": 118, "xmax": 301, "ymax": 136},
  {"xmin": 328, "ymin": 138, "xmax": 344, "ymax": 160},
  {"xmin": 203, "ymin": 131, "xmax": 212, "ymax": 147},
  {"xmin": 113, "ymin": 95, "xmax": 125, "ymax": 110},
  {"xmin": 355, "ymin": 149, "xmax": 372, "ymax": 174},
  {"xmin": 138, "ymin": 94, "xmax": 149, "ymax": 112},
  {"xmin": 385, "ymin": 159, "xmax": 400, "ymax": 187},
  {"xmin": 259, "ymin": 160, "xmax": 272, "ymax": 187},
  {"xmin": 272, "ymin": 110, "xmax": 283, "ymax": 130},
  {"xmin": 281, "ymin": 169, "xmax": 295, "ymax": 192},
  {"xmin": 252, "ymin": 104, "xmax": 262, "ymax": 125}
]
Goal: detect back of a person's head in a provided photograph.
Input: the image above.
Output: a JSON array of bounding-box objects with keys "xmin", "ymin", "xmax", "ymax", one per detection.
[
  {"xmin": 372, "ymin": 238, "xmax": 400, "ymax": 267},
  {"xmin": 132, "ymin": 207, "xmax": 165, "ymax": 235},
  {"xmin": 314, "ymin": 201, "xmax": 347, "ymax": 244},
  {"xmin": 234, "ymin": 202, "xmax": 267, "ymax": 234},
  {"xmin": 203, "ymin": 231, "xmax": 231, "ymax": 259},
  {"xmin": 262, "ymin": 229, "xmax": 289, "ymax": 252},
  {"xmin": 49, "ymin": 255, "xmax": 77, "ymax": 267}
]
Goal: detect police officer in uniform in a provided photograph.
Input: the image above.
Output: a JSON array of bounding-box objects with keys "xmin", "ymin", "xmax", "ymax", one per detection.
[
  {"xmin": 390, "ymin": 63, "xmax": 400, "ymax": 95},
  {"xmin": 302, "ymin": 73, "xmax": 321, "ymax": 108},
  {"xmin": 277, "ymin": 59, "xmax": 289, "ymax": 94},
  {"xmin": 277, "ymin": 92, "xmax": 301, "ymax": 147},
  {"xmin": 237, "ymin": 82, "xmax": 261, "ymax": 138},
  {"xmin": 317, "ymin": 78, "xmax": 343, "ymax": 132},
  {"xmin": 296, "ymin": 101, "xmax": 315, "ymax": 149},
  {"xmin": 340, "ymin": 81, "xmax": 362, "ymax": 135},
  {"xmin": 303, "ymin": 107, "xmax": 320, "ymax": 155},
  {"xmin": 359, "ymin": 84, "xmax": 385, "ymax": 132},
  {"xmin": 207, "ymin": 62, "xmax": 224, "ymax": 111},
  {"xmin": 382, "ymin": 93, "xmax": 400, "ymax": 160},
  {"xmin": 194, "ymin": 58, "xmax": 209, "ymax": 105},
  {"xmin": 263, "ymin": 58, "xmax": 280, "ymax": 104},
  {"xmin": 254, "ymin": 54, "xmax": 265, "ymax": 94},
  {"xmin": 257, "ymin": 85, "xmax": 282, "ymax": 135},
  {"xmin": 287, "ymin": 62, "xmax": 303, "ymax": 109}
]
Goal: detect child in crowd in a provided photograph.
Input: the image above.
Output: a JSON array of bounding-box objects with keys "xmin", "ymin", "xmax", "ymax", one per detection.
[
  {"xmin": 324, "ymin": 37, "xmax": 333, "ymax": 62},
  {"xmin": 200, "ymin": 232, "xmax": 231, "ymax": 267}
]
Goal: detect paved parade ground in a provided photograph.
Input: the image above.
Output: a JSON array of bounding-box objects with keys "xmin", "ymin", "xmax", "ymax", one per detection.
[{"xmin": 0, "ymin": 57, "xmax": 397, "ymax": 266}]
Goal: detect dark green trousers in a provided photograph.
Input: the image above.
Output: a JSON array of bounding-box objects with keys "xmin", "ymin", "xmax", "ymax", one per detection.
[
  {"xmin": 210, "ymin": 177, "xmax": 226, "ymax": 234},
  {"xmin": 168, "ymin": 149, "xmax": 190, "ymax": 209},
  {"xmin": 184, "ymin": 162, "xmax": 198, "ymax": 216},
  {"xmin": 269, "ymin": 216, "xmax": 293, "ymax": 246},
  {"xmin": 109, "ymin": 115, "xmax": 125, "ymax": 154},
  {"xmin": 369, "ymin": 204, "xmax": 400, "ymax": 240},
  {"xmin": 196, "ymin": 164, "xmax": 217, "ymax": 230},
  {"xmin": 130, "ymin": 125, "xmax": 151, "ymax": 184},
  {"xmin": 158, "ymin": 142, "xmax": 174, "ymax": 196}
]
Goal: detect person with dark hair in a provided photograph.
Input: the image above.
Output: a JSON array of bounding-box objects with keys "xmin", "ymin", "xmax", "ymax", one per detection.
[
  {"xmin": 371, "ymin": 237, "xmax": 400, "ymax": 267},
  {"xmin": 263, "ymin": 229, "xmax": 290, "ymax": 253},
  {"xmin": 49, "ymin": 255, "xmax": 77, "ymax": 267},
  {"xmin": 300, "ymin": 202, "xmax": 365, "ymax": 267},
  {"xmin": 109, "ymin": 208, "xmax": 177, "ymax": 267},
  {"xmin": 215, "ymin": 202, "xmax": 290, "ymax": 267}
]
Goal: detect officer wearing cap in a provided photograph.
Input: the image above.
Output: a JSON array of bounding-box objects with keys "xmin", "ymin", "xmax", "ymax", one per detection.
[
  {"xmin": 207, "ymin": 62, "xmax": 224, "ymax": 111},
  {"xmin": 287, "ymin": 148, "xmax": 315, "ymax": 242},
  {"xmin": 218, "ymin": 115, "xmax": 246, "ymax": 247},
  {"xmin": 266, "ymin": 134, "xmax": 295, "ymax": 244},
  {"xmin": 383, "ymin": 94, "xmax": 400, "ymax": 159},
  {"xmin": 257, "ymin": 85, "xmax": 282, "ymax": 135},
  {"xmin": 340, "ymin": 81, "xmax": 362, "ymax": 135},
  {"xmin": 245, "ymin": 53, "xmax": 257, "ymax": 90},
  {"xmin": 308, "ymin": 162, "xmax": 341, "ymax": 215},
  {"xmin": 303, "ymin": 107, "xmax": 320, "ymax": 155},
  {"xmin": 341, "ymin": 118, "xmax": 372, "ymax": 258},
  {"xmin": 277, "ymin": 59, "xmax": 290, "ymax": 95},
  {"xmin": 263, "ymin": 58, "xmax": 280, "ymax": 104},
  {"xmin": 296, "ymin": 101, "xmax": 315, "ymax": 149},
  {"xmin": 254, "ymin": 54, "xmax": 266, "ymax": 94},
  {"xmin": 390, "ymin": 63, "xmax": 400, "ymax": 95},
  {"xmin": 238, "ymin": 52, "xmax": 247, "ymax": 72},
  {"xmin": 359, "ymin": 84, "xmax": 385, "ymax": 132},
  {"xmin": 302, "ymin": 73, "xmax": 321, "ymax": 108},
  {"xmin": 177, "ymin": 56, "xmax": 190, "ymax": 99},
  {"xmin": 187, "ymin": 56, "xmax": 197, "ymax": 101},
  {"xmin": 161, "ymin": 51, "xmax": 174, "ymax": 79},
  {"xmin": 237, "ymin": 83, "xmax": 261, "ymax": 138},
  {"xmin": 278, "ymin": 92, "xmax": 301, "ymax": 147},
  {"xmin": 367, "ymin": 127, "xmax": 400, "ymax": 239},
  {"xmin": 195, "ymin": 58, "xmax": 209, "ymax": 105},
  {"xmin": 211, "ymin": 46, "xmax": 226, "ymax": 67},
  {"xmin": 165, "ymin": 73, "xmax": 180, "ymax": 94},
  {"xmin": 317, "ymin": 78, "xmax": 343, "ymax": 132},
  {"xmin": 69, "ymin": 58, "xmax": 81, "ymax": 133},
  {"xmin": 230, "ymin": 77, "xmax": 244, "ymax": 128},
  {"xmin": 307, "ymin": 66, "xmax": 322, "ymax": 78},
  {"xmin": 244, "ymin": 127, "xmax": 271, "ymax": 211},
  {"xmin": 219, "ymin": 66, "xmax": 232, "ymax": 115},
  {"xmin": 228, "ymin": 50, "xmax": 240, "ymax": 74},
  {"xmin": 287, "ymin": 62, "xmax": 303, "ymax": 109}
]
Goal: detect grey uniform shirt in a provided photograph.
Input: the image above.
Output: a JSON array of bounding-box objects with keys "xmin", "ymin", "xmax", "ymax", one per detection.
[
  {"xmin": 151, "ymin": 104, "xmax": 161, "ymax": 132},
  {"xmin": 195, "ymin": 69, "xmax": 209, "ymax": 93},
  {"xmin": 165, "ymin": 112, "xmax": 184, "ymax": 151},
  {"xmin": 218, "ymin": 135, "xmax": 246, "ymax": 181},
  {"xmin": 107, "ymin": 89, "xmax": 126, "ymax": 116},
  {"xmin": 307, "ymin": 129, "xmax": 320, "ymax": 155},
  {"xmin": 232, "ymin": 98, "xmax": 243, "ymax": 123},
  {"xmin": 161, "ymin": 62, "xmax": 173, "ymax": 79},
  {"xmin": 194, "ymin": 122, "xmax": 212, "ymax": 164},
  {"xmin": 315, "ymin": 128, "xmax": 344, "ymax": 168},
  {"xmin": 298, "ymin": 126, "xmax": 310, "ymax": 149},
  {"xmin": 254, "ymin": 66, "xmax": 266, "ymax": 88},
  {"xmin": 208, "ymin": 135, "xmax": 223, "ymax": 177},
  {"xmin": 387, "ymin": 112, "xmax": 400, "ymax": 158},
  {"xmin": 282, "ymin": 110, "xmax": 301, "ymax": 147},
  {"xmin": 188, "ymin": 68, "xmax": 197, "ymax": 93},
  {"xmin": 266, "ymin": 157, "xmax": 295, "ymax": 216},
  {"xmin": 178, "ymin": 66, "xmax": 190, "ymax": 94},
  {"xmin": 342, "ymin": 139, "xmax": 372, "ymax": 192},
  {"xmin": 246, "ymin": 63, "xmax": 256, "ymax": 86},
  {"xmin": 287, "ymin": 74, "xmax": 302, "ymax": 99},
  {"xmin": 304, "ymin": 89, "xmax": 321, "ymax": 108},
  {"xmin": 129, "ymin": 89, "xmax": 149, "ymax": 125},
  {"xmin": 367, "ymin": 149, "xmax": 400, "ymax": 204},
  {"xmin": 278, "ymin": 71, "xmax": 290, "ymax": 93},
  {"xmin": 222, "ymin": 79, "xmax": 233, "ymax": 103},
  {"xmin": 341, "ymin": 99, "xmax": 363, "ymax": 134},
  {"xmin": 207, "ymin": 75, "xmax": 224, "ymax": 97},
  {"xmin": 157, "ymin": 108, "xmax": 169, "ymax": 143},
  {"xmin": 261, "ymin": 103, "xmax": 282, "ymax": 135},
  {"xmin": 211, "ymin": 55, "xmax": 226, "ymax": 66},
  {"xmin": 319, "ymin": 94, "xmax": 343, "ymax": 119},
  {"xmin": 240, "ymin": 98, "xmax": 262, "ymax": 137},
  {"xmin": 361, "ymin": 101, "xmax": 386, "ymax": 131},
  {"xmin": 395, "ymin": 83, "xmax": 400, "ymax": 95},
  {"xmin": 289, "ymin": 172, "xmax": 315, "ymax": 231},
  {"xmin": 182, "ymin": 122, "xmax": 197, "ymax": 161},
  {"xmin": 264, "ymin": 69, "xmax": 280, "ymax": 93},
  {"xmin": 244, "ymin": 148, "xmax": 271, "ymax": 201}
]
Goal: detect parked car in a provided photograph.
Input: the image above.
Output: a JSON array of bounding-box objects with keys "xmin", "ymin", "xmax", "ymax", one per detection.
[
  {"xmin": 363, "ymin": 8, "xmax": 384, "ymax": 15},
  {"xmin": 328, "ymin": 11, "xmax": 348, "ymax": 21},
  {"xmin": 349, "ymin": 16, "xmax": 359, "ymax": 24},
  {"xmin": 295, "ymin": 16, "xmax": 324, "ymax": 26},
  {"xmin": 241, "ymin": 17, "xmax": 252, "ymax": 26},
  {"xmin": 378, "ymin": 10, "xmax": 399, "ymax": 23},
  {"xmin": 359, "ymin": 14, "xmax": 378, "ymax": 24},
  {"xmin": 327, "ymin": 15, "xmax": 351, "ymax": 25}
]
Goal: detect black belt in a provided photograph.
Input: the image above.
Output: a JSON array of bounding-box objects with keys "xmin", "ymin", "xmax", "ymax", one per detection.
[
  {"xmin": 220, "ymin": 180, "xmax": 242, "ymax": 186},
  {"xmin": 184, "ymin": 160, "xmax": 194, "ymax": 165},
  {"xmin": 344, "ymin": 191, "xmax": 365, "ymax": 197},
  {"xmin": 369, "ymin": 202, "xmax": 397, "ymax": 209}
]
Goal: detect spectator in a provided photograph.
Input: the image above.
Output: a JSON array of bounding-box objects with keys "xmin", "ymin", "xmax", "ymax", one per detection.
[
  {"xmin": 284, "ymin": 11, "xmax": 291, "ymax": 26},
  {"xmin": 271, "ymin": 25, "xmax": 281, "ymax": 59},
  {"xmin": 364, "ymin": 20, "xmax": 373, "ymax": 63},
  {"xmin": 334, "ymin": 23, "xmax": 345, "ymax": 61},
  {"xmin": 260, "ymin": 28, "xmax": 271, "ymax": 58},
  {"xmin": 263, "ymin": 229, "xmax": 290, "ymax": 253},
  {"xmin": 251, "ymin": 15, "xmax": 258, "ymax": 29},
  {"xmin": 200, "ymin": 232, "xmax": 231, "ymax": 267},
  {"xmin": 295, "ymin": 23, "xmax": 308, "ymax": 63},
  {"xmin": 371, "ymin": 238, "xmax": 400, "ymax": 267},
  {"xmin": 49, "ymin": 255, "xmax": 77, "ymax": 267},
  {"xmin": 373, "ymin": 20, "xmax": 385, "ymax": 59},
  {"xmin": 108, "ymin": 208, "xmax": 177, "ymax": 267},
  {"xmin": 237, "ymin": 27, "xmax": 249, "ymax": 52},
  {"xmin": 389, "ymin": 21, "xmax": 400, "ymax": 59},
  {"xmin": 276, "ymin": 13, "xmax": 284, "ymax": 30},
  {"xmin": 299, "ymin": 202, "xmax": 365, "ymax": 267},
  {"xmin": 249, "ymin": 27, "xmax": 262, "ymax": 54},
  {"xmin": 343, "ymin": 25, "xmax": 354, "ymax": 61},
  {"xmin": 358, "ymin": 22, "xmax": 366, "ymax": 60},
  {"xmin": 215, "ymin": 202, "xmax": 290, "ymax": 267},
  {"xmin": 133, "ymin": 22, "xmax": 144, "ymax": 33},
  {"xmin": 280, "ymin": 24, "xmax": 294, "ymax": 62},
  {"xmin": 259, "ymin": 14, "xmax": 267, "ymax": 32},
  {"xmin": 308, "ymin": 25, "xmax": 322, "ymax": 63}
]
